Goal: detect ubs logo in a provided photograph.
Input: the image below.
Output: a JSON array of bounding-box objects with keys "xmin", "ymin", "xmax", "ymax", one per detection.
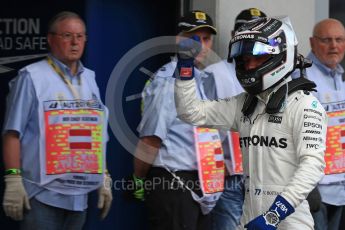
[{"xmin": 268, "ymin": 115, "xmax": 282, "ymax": 124}]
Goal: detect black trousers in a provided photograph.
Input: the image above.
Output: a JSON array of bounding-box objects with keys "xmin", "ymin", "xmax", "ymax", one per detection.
[{"xmin": 145, "ymin": 167, "xmax": 211, "ymax": 230}]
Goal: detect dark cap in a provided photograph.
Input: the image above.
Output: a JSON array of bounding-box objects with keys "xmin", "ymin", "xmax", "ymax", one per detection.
[
  {"xmin": 178, "ymin": 10, "xmax": 217, "ymax": 34},
  {"xmin": 234, "ymin": 8, "xmax": 267, "ymax": 31}
]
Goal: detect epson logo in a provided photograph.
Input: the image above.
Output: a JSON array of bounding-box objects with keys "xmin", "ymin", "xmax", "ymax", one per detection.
[
  {"xmin": 303, "ymin": 122, "xmax": 322, "ymax": 129},
  {"xmin": 268, "ymin": 115, "xmax": 282, "ymax": 124},
  {"xmin": 240, "ymin": 136, "xmax": 287, "ymax": 148}
]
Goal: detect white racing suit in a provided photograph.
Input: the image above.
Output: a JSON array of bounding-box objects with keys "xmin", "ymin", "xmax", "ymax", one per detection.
[{"xmin": 174, "ymin": 78, "xmax": 327, "ymax": 229}]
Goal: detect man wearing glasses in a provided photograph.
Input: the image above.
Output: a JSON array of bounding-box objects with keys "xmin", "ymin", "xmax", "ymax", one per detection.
[
  {"xmin": 293, "ymin": 18, "xmax": 345, "ymax": 230},
  {"xmin": 2, "ymin": 11, "xmax": 112, "ymax": 229}
]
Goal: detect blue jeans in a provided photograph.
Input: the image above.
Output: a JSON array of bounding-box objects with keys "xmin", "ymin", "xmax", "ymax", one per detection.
[
  {"xmin": 21, "ymin": 198, "xmax": 87, "ymax": 230},
  {"xmin": 211, "ymin": 175, "xmax": 244, "ymax": 230},
  {"xmin": 313, "ymin": 202, "xmax": 343, "ymax": 230}
]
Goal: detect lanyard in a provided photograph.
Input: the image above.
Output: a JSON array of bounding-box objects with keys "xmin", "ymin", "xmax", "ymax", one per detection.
[{"xmin": 47, "ymin": 56, "xmax": 81, "ymax": 100}]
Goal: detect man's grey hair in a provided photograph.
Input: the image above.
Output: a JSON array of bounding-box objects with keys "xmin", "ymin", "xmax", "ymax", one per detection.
[{"xmin": 48, "ymin": 11, "xmax": 86, "ymax": 34}]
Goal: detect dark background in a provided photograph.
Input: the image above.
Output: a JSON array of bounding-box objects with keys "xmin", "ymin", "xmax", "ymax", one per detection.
[{"xmin": 0, "ymin": 0, "xmax": 185, "ymax": 229}]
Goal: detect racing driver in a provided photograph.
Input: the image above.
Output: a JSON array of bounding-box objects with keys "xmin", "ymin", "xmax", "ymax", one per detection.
[{"xmin": 174, "ymin": 17, "xmax": 327, "ymax": 230}]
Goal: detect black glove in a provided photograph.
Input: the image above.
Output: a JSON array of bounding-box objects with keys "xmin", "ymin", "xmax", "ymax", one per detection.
[
  {"xmin": 306, "ymin": 187, "xmax": 321, "ymax": 212},
  {"xmin": 175, "ymin": 35, "xmax": 202, "ymax": 80},
  {"xmin": 123, "ymin": 174, "xmax": 145, "ymax": 202}
]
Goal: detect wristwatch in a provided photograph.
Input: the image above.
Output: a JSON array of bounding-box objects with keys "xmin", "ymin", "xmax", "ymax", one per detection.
[{"xmin": 263, "ymin": 211, "xmax": 280, "ymax": 227}]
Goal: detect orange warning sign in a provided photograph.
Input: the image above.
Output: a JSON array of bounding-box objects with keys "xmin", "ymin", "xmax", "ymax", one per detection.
[
  {"xmin": 195, "ymin": 127, "xmax": 224, "ymax": 194},
  {"xmin": 45, "ymin": 109, "xmax": 103, "ymax": 174},
  {"xmin": 324, "ymin": 110, "xmax": 345, "ymax": 174}
]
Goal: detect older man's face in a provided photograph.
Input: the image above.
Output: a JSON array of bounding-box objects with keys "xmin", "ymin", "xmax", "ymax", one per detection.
[
  {"xmin": 310, "ymin": 20, "xmax": 345, "ymax": 69},
  {"xmin": 48, "ymin": 18, "xmax": 86, "ymax": 67}
]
